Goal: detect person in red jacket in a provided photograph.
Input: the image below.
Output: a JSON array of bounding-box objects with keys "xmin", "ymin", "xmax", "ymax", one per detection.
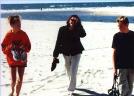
[{"xmin": 1, "ymin": 15, "xmax": 31, "ymax": 96}]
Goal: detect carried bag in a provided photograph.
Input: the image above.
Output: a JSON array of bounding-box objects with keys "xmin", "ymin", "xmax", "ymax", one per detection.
[{"xmin": 108, "ymin": 74, "xmax": 120, "ymax": 96}]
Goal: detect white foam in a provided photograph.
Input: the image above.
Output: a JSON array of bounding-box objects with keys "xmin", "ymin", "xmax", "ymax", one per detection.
[{"xmin": 1, "ymin": 7, "xmax": 134, "ymax": 16}]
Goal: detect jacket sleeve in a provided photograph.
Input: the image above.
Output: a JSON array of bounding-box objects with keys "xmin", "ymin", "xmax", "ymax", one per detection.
[
  {"xmin": 53, "ymin": 27, "xmax": 63, "ymax": 58},
  {"xmin": 1, "ymin": 33, "xmax": 12, "ymax": 54},
  {"xmin": 79, "ymin": 26, "xmax": 86, "ymax": 38},
  {"xmin": 23, "ymin": 33, "xmax": 31, "ymax": 53}
]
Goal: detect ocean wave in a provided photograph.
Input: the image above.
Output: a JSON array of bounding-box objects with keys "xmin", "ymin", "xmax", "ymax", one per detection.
[
  {"xmin": 1, "ymin": 7, "xmax": 87, "ymax": 13},
  {"xmin": 1, "ymin": 7, "xmax": 134, "ymax": 16},
  {"xmin": 1, "ymin": 6, "xmax": 134, "ymax": 23}
]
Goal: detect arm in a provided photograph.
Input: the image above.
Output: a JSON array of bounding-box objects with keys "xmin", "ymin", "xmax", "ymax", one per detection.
[
  {"xmin": 1, "ymin": 33, "xmax": 12, "ymax": 54},
  {"xmin": 79, "ymin": 26, "xmax": 86, "ymax": 38},
  {"xmin": 112, "ymin": 34, "xmax": 118, "ymax": 76},
  {"xmin": 112, "ymin": 48, "xmax": 117, "ymax": 76},
  {"xmin": 23, "ymin": 33, "xmax": 31, "ymax": 53},
  {"xmin": 53, "ymin": 27, "xmax": 63, "ymax": 58}
]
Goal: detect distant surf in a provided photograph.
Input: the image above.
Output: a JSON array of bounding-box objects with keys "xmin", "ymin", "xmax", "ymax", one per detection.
[{"xmin": 1, "ymin": 2, "xmax": 134, "ymax": 23}]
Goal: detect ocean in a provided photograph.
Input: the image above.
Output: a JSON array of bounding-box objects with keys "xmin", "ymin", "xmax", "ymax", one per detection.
[{"xmin": 1, "ymin": 2, "xmax": 134, "ymax": 22}]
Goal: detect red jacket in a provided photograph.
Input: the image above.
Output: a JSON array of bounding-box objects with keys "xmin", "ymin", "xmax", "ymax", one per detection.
[{"xmin": 1, "ymin": 30, "xmax": 31, "ymax": 66}]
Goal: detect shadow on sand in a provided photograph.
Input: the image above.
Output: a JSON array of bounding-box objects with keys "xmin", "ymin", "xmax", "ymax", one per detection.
[
  {"xmin": 72, "ymin": 88, "xmax": 108, "ymax": 96},
  {"xmin": 73, "ymin": 88, "xmax": 134, "ymax": 96}
]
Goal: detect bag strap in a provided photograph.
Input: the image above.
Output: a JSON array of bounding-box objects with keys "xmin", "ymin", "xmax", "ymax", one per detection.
[{"xmin": 112, "ymin": 74, "xmax": 119, "ymax": 90}]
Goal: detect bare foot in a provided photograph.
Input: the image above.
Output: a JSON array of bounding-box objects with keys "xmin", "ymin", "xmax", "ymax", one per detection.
[{"xmin": 9, "ymin": 93, "xmax": 14, "ymax": 96}]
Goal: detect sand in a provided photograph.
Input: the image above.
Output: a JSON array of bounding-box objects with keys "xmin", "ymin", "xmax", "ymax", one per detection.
[{"xmin": 0, "ymin": 17, "xmax": 134, "ymax": 96}]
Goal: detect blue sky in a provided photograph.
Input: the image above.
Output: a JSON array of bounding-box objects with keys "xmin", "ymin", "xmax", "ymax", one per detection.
[{"xmin": 1, "ymin": 0, "xmax": 134, "ymax": 4}]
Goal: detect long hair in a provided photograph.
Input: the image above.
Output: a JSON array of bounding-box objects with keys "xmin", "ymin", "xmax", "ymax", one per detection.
[{"xmin": 66, "ymin": 15, "xmax": 83, "ymax": 29}]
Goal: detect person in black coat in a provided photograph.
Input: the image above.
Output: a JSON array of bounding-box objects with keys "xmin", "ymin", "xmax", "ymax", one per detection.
[{"xmin": 53, "ymin": 15, "xmax": 86, "ymax": 95}]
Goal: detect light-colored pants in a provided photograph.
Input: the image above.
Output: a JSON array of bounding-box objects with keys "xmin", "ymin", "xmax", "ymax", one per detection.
[
  {"xmin": 63, "ymin": 54, "xmax": 81, "ymax": 91},
  {"xmin": 118, "ymin": 69, "xmax": 134, "ymax": 96}
]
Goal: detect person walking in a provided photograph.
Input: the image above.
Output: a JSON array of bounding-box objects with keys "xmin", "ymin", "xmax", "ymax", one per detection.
[
  {"xmin": 1, "ymin": 15, "xmax": 31, "ymax": 96},
  {"xmin": 53, "ymin": 15, "xmax": 86, "ymax": 95},
  {"xmin": 112, "ymin": 16, "xmax": 134, "ymax": 96}
]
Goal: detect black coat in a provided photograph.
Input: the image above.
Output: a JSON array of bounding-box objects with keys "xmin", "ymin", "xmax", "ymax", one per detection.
[{"xmin": 53, "ymin": 25, "xmax": 86, "ymax": 57}]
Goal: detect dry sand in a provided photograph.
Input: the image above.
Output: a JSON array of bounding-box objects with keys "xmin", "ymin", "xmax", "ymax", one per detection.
[{"xmin": 0, "ymin": 18, "xmax": 134, "ymax": 96}]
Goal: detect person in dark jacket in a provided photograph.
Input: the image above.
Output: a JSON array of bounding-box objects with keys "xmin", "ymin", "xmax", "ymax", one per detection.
[{"xmin": 53, "ymin": 15, "xmax": 86, "ymax": 95}]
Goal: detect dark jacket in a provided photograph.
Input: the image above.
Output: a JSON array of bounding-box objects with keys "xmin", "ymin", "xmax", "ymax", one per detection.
[{"xmin": 53, "ymin": 25, "xmax": 86, "ymax": 57}]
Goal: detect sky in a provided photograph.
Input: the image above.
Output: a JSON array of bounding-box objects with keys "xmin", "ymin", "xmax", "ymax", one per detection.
[{"xmin": 1, "ymin": 0, "xmax": 134, "ymax": 4}]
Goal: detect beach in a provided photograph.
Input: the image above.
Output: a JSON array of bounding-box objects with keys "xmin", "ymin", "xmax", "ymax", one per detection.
[{"xmin": 1, "ymin": 5, "xmax": 134, "ymax": 96}]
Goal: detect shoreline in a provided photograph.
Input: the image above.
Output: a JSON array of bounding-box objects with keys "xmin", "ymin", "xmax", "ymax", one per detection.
[{"xmin": 1, "ymin": 7, "xmax": 134, "ymax": 23}]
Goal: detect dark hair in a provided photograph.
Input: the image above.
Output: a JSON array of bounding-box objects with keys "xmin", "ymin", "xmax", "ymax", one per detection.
[
  {"xmin": 116, "ymin": 16, "xmax": 129, "ymax": 25},
  {"xmin": 66, "ymin": 15, "xmax": 82, "ymax": 28},
  {"xmin": 8, "ymin": 15, "xmax": 21, "ymax": 25}
]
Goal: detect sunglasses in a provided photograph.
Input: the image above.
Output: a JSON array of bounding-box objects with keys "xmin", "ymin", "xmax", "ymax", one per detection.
[{"xmin": 117, "ymin": 17, "xmax": 128, "ymax": 25}]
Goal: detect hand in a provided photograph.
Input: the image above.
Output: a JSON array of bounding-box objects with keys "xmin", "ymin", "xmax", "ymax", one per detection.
[
  {"xmin": 51, "ymin": 58, "xmax": 59, "ymax": 71},
  {"xmin": 53, "ymin": 57, "xmax": 59, "ymax": 63},
  {"xmin": 113, "ymin": 68, "xmax": 117, "ymax": 77}
]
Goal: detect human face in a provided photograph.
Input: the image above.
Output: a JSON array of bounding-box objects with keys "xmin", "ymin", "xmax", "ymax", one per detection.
[
  {"xmin": 117, "ymin": 22, "xmax": 128, "ymax": 32},
  {"xmin": 69, "ymin": 17, "xmax": 78, "ymax": 27}
]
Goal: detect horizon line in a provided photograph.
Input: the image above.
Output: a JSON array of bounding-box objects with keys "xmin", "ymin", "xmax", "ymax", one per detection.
[{"xmin": 1, "ymin": 0, "xmax": 134, "ymax": 4}]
